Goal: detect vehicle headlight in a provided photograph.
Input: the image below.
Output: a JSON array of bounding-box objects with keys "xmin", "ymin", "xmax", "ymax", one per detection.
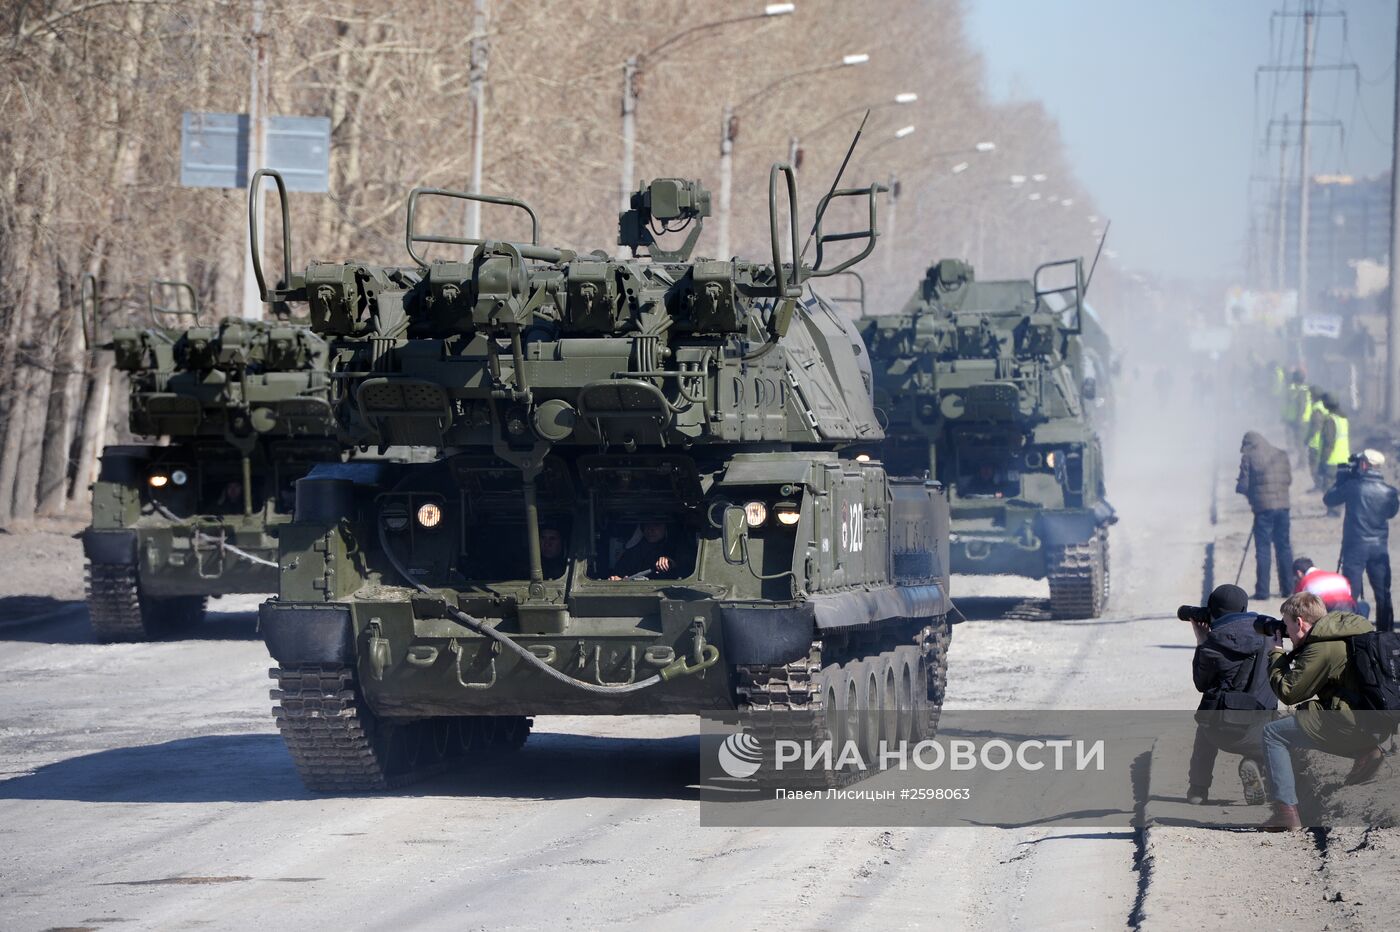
[
  {"xmin": 382, "ymin": 506, "xmax": 410, "ymax": 531},
  {"xmin": 1046, "ymin": 451, "xmax": 1058, "ymax": 468},
  {"xmin": 774, "ymin": 503, "xmax": 800, "ymax": 526},
  {"xmin": 855, "ymin": 453, "xmax": 872, "ymax": 463},
  {"xmin": 743, "ymin": 501, "xmax": 768, "ymax": 527},
  {"xmin": 416, "ymin": 502, "xmax": 443, "ymax": 529},
  {"xmin": 148, "ymin": 473, "xmax": 169, "ymax": 489},
  {"xmin": 170, "ymin": 469, "xmax": 189, "ymax": 486}
]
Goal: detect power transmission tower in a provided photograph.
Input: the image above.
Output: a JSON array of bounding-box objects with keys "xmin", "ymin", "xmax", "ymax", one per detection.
[{"xmin": 1257, "ymin": 2, "xmax": 1356, "ymax": 352}]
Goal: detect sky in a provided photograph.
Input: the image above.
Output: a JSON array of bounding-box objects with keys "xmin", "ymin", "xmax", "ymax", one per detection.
[{"xmin": 964, "ymin": 0, "xmax": 1398, "ymax": 282}]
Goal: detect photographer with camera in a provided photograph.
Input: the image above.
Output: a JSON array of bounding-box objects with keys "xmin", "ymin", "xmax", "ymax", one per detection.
[
  {"xmin": 1235, "ymin": 430, "xmax": 1293, "ymax": 600},
  {"xmin": 1322, "ymin": 449, "xmax": 1398, "ymax": 632},
  {"xmin": 1258, "ymin": 592, "xmax": 1385, "ymax": 831},
  {"xmin": 1180, "ymin": 584, "xmax": 1278, "ymax": 806}
]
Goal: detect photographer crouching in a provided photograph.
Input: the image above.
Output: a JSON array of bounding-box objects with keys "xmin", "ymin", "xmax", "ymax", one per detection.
[
  {"xmin": 1181, "ymin": 584, "xmax": 1278, "ymax": 806},
  {"xmin": 1258, "ymin": 592, "xmax": 1386, "ymax": 832}
]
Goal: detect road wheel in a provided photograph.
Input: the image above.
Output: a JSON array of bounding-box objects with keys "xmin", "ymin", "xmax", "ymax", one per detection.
[
  {"xmin": 876, "ymin": 652, "xmax": 901, "ymax": 764},
  {"xmin": 852, "ymin": 660, "xmax": 882, "ymax": 771},
  {"xmin": 893, "ymin": 646, "xmax": 921, "ymax": 747}
]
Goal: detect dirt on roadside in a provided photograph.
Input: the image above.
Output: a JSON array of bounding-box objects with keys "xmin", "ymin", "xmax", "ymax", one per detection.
[{"xmin": 0, "ymin": 518, "xmax": 87, "ymax": 619}]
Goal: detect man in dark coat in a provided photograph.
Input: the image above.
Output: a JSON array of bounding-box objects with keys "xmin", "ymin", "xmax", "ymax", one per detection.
[
  {"xmin": 1186, "ymin": 584, "xmax": 1279, "ymax": 805},
  {"xmin": 1236, "ymin": 431, "xmax": 1293, "ymax": 600},
  {"xmin": 1323, "ymin": 449, "xmax": 1399, "ymax": 632}
]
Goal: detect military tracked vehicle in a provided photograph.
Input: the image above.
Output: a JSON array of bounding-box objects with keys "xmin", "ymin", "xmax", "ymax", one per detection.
[
  {"xmin": 860, "ymin": 258, "xmax": 1114, "ymax": 618},
  {"xmin": 82, "ymin": 279, "xmax": 342, "ymax": 641},
  {"xmin": 251, "ymin": 165, "xmax": 953, "ymax": 791}
]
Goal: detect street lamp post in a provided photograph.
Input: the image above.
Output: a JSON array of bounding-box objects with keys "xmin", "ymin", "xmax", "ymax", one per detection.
[
  {"xmin": 620, "ymin": 4, "xmax": 795, "ymax": 217},
  {"xmin": 797, "ymin": 92, "xmax": 918, "ymax": 146},
  {"xmin": 884, "ymin": 172, "xmax": 902, "ymax": 277},
  {"xmin": 464, "ymin": 0, "xmax": 490, "ymax": 250},
  {"xmin": 716, "ymin": 52, "xmax": 870, "ymax": 258}
]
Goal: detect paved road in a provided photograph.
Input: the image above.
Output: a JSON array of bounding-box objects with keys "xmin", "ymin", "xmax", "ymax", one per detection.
[{"xmin": 0, "ymin": 384, "xmax": 1216, "ymax": 931}]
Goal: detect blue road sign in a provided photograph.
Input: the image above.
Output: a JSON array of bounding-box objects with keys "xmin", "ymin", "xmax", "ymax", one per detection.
[{"xmin": 181, "ymin": 111, "xmax": 330, "ymax": 192}]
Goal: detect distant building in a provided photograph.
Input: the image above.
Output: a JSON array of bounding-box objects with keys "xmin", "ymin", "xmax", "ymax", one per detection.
[{"xmin": 1278, "ymin": 172, "xmax": 1390, "ymax": 303}]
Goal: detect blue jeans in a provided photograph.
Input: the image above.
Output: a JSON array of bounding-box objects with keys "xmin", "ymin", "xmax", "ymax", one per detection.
[
  {"xmin": 1251, "ymin": 509, "xmax": 1293, "ymax": 597},
  {"xmin": 1342, "ymin": 545, "xmax": 1393, "ymax": 633},
  {"xmin": 1262, "ymin": 715, "xmax": 1322, "ymax": 806}
]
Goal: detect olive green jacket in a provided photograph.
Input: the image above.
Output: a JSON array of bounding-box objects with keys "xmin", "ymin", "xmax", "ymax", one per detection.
[{"xmin": 1268, "ymin": 611, "xmax": 1381, "ymax": 756}]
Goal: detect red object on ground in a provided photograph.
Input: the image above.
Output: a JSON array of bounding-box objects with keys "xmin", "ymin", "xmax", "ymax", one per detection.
[{"xmin": 1293, "ymin": 567, "xmax": 1355, "ymax": 610}]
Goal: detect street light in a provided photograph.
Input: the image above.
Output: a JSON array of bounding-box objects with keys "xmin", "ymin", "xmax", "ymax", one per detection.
[
  {"xmin": 620, "ymin": 4, "xmax": 796, "ymax": 215},
  {"xmin": 716, "ymin": 52, "xmax": 870, "ymax": 258},
  {"xmin": 895, "ymin": 124, "xmax": 916, "ymax": 139},
  {"xmin": 802, "ymin": 92, "xmax": 917, "ymax": 140}
]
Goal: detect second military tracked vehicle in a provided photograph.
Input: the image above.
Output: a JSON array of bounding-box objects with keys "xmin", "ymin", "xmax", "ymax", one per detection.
[
  {"xmin": 861, "ymin": 258, "xmax": 1114, "ymax": 618},
  {"xmin": 82, "ymin": 280, "xmax": 341, "ymax": 641}
]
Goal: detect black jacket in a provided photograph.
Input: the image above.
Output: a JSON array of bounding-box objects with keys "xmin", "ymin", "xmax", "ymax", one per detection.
[
  {"xmin": 1193, "ymin": 612, "xmax": 1279, "ymax": 714},
  {"xmin": 1323, "ymin": 471, "xmax": 1400, "ymax": 551}
]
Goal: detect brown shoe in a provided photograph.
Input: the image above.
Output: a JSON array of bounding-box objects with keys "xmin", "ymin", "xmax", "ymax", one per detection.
[
  {"xmin": 1344, "ymin": 747, "xmax": 1385, "ymax": 786},
  {"xmin": 1261, "ymin": 802, "xmax": 1303, "ymax": 832}
]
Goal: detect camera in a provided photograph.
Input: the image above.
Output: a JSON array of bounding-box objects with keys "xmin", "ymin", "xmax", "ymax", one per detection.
[
  {"xmin": 1177, "ymin": 604, "xmax": 1210, "ymax": 624},
  {"xmin": 1336, "ymin": 452, "xmax": 1366, "ymax": 482},
  {"xmin": 1252, "ymin": 614, "xmax": 1287, "ymax": 639}
]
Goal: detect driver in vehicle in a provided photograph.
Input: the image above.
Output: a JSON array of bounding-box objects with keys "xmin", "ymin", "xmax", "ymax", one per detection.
[
  {"xmin": 609, "ymin": 520, "xmax": 685, "ymax": 580},
  {"xmin": 963, "ymin": 463, "xmax": 1007, "ymax": 497}
]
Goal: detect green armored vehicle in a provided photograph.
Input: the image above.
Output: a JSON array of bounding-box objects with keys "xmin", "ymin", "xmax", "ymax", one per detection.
[
  {"xmin": 82, "ymin": 280, "xmax": 341, "ymax": 641},
  {"xmin": 251, "ymin": 166, "xmax": 953, "ymax": 791},
  {"xmin": 860, "ymin": 258, "xmax": 1114, "ymax": 618}
]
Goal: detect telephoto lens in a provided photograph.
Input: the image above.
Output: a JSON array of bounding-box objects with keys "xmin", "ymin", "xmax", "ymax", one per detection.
[
  {"xmin": 1252, "ymin": 615, "xmax": 1287, "ymax": 639},
  {"xmin": 1177, "ymin": 604, "xmax": 1210, "ymax": 624}
]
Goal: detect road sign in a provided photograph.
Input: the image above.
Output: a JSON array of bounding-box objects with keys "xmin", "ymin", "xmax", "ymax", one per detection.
[
  {"xmin": 1301, "ymin": 314, "xmax": 1343, "ymax": 339},
  {"xmin": 181, "ymin": 111, "xmax": 330, "ymax": 192}
]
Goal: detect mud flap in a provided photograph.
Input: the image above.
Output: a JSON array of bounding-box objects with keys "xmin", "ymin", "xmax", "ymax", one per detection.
[
  {"xmin": 260, "ymin": 601, "xmax": 355, "ymax": 665},
  {"xmin": 82, "ymin": 529, "xmax": 138, "ymax": 565},
  {"xmin": 718, "ymin": 603, "xmax": 815, "ymax": 666},
  {"xmin": 1037, "ymin": 512, "xmax": 1099, "ymax": 548}
]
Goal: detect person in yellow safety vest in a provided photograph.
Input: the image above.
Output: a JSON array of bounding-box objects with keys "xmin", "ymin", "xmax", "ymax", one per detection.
[
  {"xmin": 1305, "ymin": 390, "xmax": 1327, "ymax": 481},
  {"xmin": 1308, "ymin": 394, "xmax": 1348, "ymax": 484},
  {"xmin": 1319, "ymin": 402, "xmax": 1350, "ymax": 516}
]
